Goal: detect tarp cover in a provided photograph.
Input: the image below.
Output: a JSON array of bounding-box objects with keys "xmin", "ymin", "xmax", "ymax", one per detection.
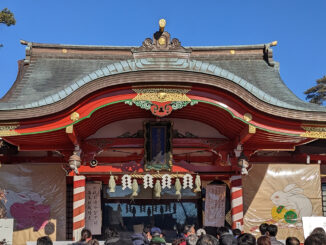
[
  {"xmin": 0, "ymin": 164, "xmax": 66, "ymax": 245},
  {"xmin": 243, "ymin": 164, "xmax": 322, "ymax": 242}
]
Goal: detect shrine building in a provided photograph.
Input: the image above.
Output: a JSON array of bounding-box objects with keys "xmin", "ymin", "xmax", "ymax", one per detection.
[{"xmin": 0, "ymin": 20, "xmax": 326, "ymax": 244}]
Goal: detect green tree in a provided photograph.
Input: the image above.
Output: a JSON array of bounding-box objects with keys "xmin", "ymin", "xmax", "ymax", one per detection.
[
  {"xmin": 0, "ymin": 8, "xmax": 15, "ymax": 26},
  {"xmin": 304, "ymin": 76, "xmax": 326, "ymax": 105}
]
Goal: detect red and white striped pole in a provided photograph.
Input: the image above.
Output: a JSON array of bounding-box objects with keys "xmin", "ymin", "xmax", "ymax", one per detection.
[
  {"xmin": 230, "ymin": 175, "xmax": 244, "ymax": 231},
  {"xmin": 73, "ymin": 175, "xmax": 86, "ymax": 241}
]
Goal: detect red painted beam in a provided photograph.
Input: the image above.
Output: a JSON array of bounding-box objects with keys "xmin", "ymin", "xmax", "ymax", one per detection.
[
  {"xmin": 0, "ymin": 156, "xmax": 65, "ymax": 163},
  {"xmin": 68, "ymin": 163, "xmax": 235, "ymax": 176},
  {"xmin": 83, "ymin": 138, "xmax": 228, "ymax": 149},
  {"xmin": 18, "ymin": 144, "xmax": 74, "ymax": 151},
  {"xmin": 232, "ymin": 124, "xmax": 256, "ymax": 149},
  {"xmin": 250, "ymin": 154, "xmax": 326, "ymax": 164},
  {"xmin": 93, "ymin": 155, "xmax": 215, "ymax": 163},
  {"xmin": 7, "ymin": 86, "xmax": 306, "ymax": 139},
  {"xmin": 66, "ymin": 126, "xmax": 80, "ymax": 146}
]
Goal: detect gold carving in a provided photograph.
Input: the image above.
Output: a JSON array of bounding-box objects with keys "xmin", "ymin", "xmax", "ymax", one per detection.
[
  {"xmin": 158, "ymin": 37, "xmax": 166, "ymax": 45},
  {"xmin": 301, "ymin": 126, "xmax": 326, "ymax": 139},
  {"xmin": 244, "ymin": 113, "xmax": 252, "ymax": 122},
  {"xmin": 249, "ymin": 125, "xmax": 256, "ymax": 134},
  {"xmin": 132, "ymin": 88, "xmax": 191, "ymax": 102},
  {"xmin": 66, "ymin": 112, "xmax": 80, "ymax": 134},
  {"xmin": 271, "ymin": 41, "xmax": 278, "ymax": 46},
  {"xmin": 230, "ymin": 50, "xmax": 235, "ymax": 54},
  {"xmin": 66, "ymin": 125, "xmax": 73, "ymax": 134},
  {"xmin": 70, "ymin": 112, "xmax": 80, "ymax": 122},
  {"xmin": 62, "ymin": 49, "xmax": 67, "ymax": 54},
  {"xmin": 0, "ymin": 123, "xmax": 20, "ymax": 136}
]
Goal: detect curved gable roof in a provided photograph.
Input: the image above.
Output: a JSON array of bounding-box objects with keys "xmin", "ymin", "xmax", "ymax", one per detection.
[{"xmin": 1, "ymin": 43, "xmax": 325, "ymax": 114}]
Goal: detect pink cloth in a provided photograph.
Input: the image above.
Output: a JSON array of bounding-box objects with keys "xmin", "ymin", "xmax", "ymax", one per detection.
[{"xmin": 10, "ymin": 200, "xmax": 50, "ymax": 231}]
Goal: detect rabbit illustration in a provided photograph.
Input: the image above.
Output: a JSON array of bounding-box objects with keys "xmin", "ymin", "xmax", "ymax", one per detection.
[{"xmin": 270, "ymin": 184, "xmax": 313, "ymax": 218}]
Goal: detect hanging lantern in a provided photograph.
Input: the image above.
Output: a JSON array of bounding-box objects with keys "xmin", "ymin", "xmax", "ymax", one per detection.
[
  {"xmin": 183, "ymin": 174, "xmax": 193, "ymax": 189},
  {"xmin": 143, "ymin": 174, "xmax": 154, "ymax": 189},
  {"xmin": 175, "ymin": 178, "xmax": 182, "ymax": 196},
  {"xmin": 194, "ymin": 174, "xmax": 201, "ymax": 192},
  {"xmin": 162, "ymin": 174, "xmax": 172, "ymax": 189},
  {"xmin": 122, "ymin": 174, "xmax": 132, "ymax": 190},
  {"xmin": 108, "ymin": 175, "xmax": 116, "ymax": 193},
  {"xmin": 238, "ymin": 152, "xmax": 249, "ymax": 175},
  {"xmin": 132, "ymin": 179, "xmax": 139, "ymax": 197},
  {"xmin": 154, "ymin": 180, "xmax": 162, "ymax": 198},
  {"xmin": 68, "ymin": 152, "xmax": 81, "ymax": 174}
]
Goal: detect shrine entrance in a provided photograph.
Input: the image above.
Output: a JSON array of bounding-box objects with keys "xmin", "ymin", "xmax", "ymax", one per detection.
[{"xmin": 98, "ymin": 184, "xmax": 202, "ymax": 243}]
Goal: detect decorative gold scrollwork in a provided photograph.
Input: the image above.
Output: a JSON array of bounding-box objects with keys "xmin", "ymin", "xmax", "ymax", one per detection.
[
  {"xmin": 0, "ymin": 123, "xmax": 20, "ymax": 136},
  {"xmin": 301, "ymin": 126, "xmax": 326, "ymax": 139},
  {"xmin": 132, "ymin": 88, "xmax": 191, "ymax": 102},
  {"xmin": 128, "ymin": 88, "xmax": 196, "ymax": 117}
]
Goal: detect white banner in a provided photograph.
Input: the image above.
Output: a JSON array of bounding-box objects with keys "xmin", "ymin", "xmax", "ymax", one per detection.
[
  {"xmin": 85, "ymin": 182, "xmax": 102, "ymax": 235},
  {"xmin": 302, "ymin": 217, "xmax": 326, "ymax": 239},
  {"xmin": 204, "ymin": 185, "xmax": 226, "ymax": 227},
  {"xmin": 0, "ymin": 218, "xmax": 14, "ymax": 245}
]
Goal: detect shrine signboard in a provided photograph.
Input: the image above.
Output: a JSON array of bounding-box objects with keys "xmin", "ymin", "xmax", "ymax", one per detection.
[{"xmin": 85, "ymin": 182, "xmax": 102, "ymax": 235}]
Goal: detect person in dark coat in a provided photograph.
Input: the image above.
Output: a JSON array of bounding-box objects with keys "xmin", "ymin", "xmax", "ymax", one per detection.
[
  {"xmin": 104, "ymin": 228, "xmax": 120, "ymax": 245},
  {"xmin": 131, "ymin": 224, "xmax": 151, "ymax": 245},
  {"xmin": 267, "ymin": 225, "xmax": 284, "ymax": 245},
  {"xmin": 73, "ymin": 228, "xmax": 92, "ymax": 245}
]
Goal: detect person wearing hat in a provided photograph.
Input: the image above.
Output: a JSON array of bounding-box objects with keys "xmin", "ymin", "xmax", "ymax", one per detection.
[
  {"xmin": 150, "ymin": 227, "xmax": 166, "ymax": 245},
  {"xmin": 131, "ymin": 224, "xmax": 150, "ymax": 245}
]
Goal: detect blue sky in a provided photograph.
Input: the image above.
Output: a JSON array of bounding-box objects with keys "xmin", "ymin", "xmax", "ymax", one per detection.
[{"xmin": 1, "ymin": 0, "xmax": 325, "ymax": 101}]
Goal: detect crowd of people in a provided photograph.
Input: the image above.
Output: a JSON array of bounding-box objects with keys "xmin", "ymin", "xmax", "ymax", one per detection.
[{"xmin": 35, "ymin": 223, "xmax": 326, "ymax": 245}]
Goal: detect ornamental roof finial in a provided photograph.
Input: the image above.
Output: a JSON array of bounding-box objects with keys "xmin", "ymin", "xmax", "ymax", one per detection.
[
  {"xmin": 131, "ymin": 19, "xmax": 191, "ymax": 55},
  {"xmin": 159, "ymin": 19, "xmax": 166, "ymax": 32}
]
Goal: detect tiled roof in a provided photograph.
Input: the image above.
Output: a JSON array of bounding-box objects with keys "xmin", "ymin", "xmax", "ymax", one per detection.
[{"xmin": 1, "ymin": 42, "xmax": 325, "ymax": 113}]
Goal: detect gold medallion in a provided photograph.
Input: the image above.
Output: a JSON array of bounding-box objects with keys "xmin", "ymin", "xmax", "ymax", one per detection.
[{"xmin": 158, "ymin": 37, "xmax": 166, "ymax": 46}]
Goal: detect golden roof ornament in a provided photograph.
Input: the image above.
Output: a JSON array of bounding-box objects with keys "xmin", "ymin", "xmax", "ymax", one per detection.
[
  {"xmin": 132, "ymin": 19, "xmax": 191, "ymax": 54},
  {"xmin": 159, "ymin": 19, "xmax": 166, "ymax": 32}
]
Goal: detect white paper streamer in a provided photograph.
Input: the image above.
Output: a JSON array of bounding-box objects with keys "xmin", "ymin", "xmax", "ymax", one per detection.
[
  {"xmin": 143, "ymin": 174, "xmax": 154, "ymax": 189},
  {"xmin": 162, "ymin": 174, "xmax": 172, "ymax": 189},
  {"xmin": 122, "ymin": 174, "xmax": 132, "ymax": 190},
  {"xmin": 183, "ymin": 174, "xmax": 193, "ymax": 189}
]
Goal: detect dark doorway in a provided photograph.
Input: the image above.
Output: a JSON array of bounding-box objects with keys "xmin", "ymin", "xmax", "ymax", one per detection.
[{"xmin": 96, "ymin": 184, "xmax": 202, "ymax": 243}]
